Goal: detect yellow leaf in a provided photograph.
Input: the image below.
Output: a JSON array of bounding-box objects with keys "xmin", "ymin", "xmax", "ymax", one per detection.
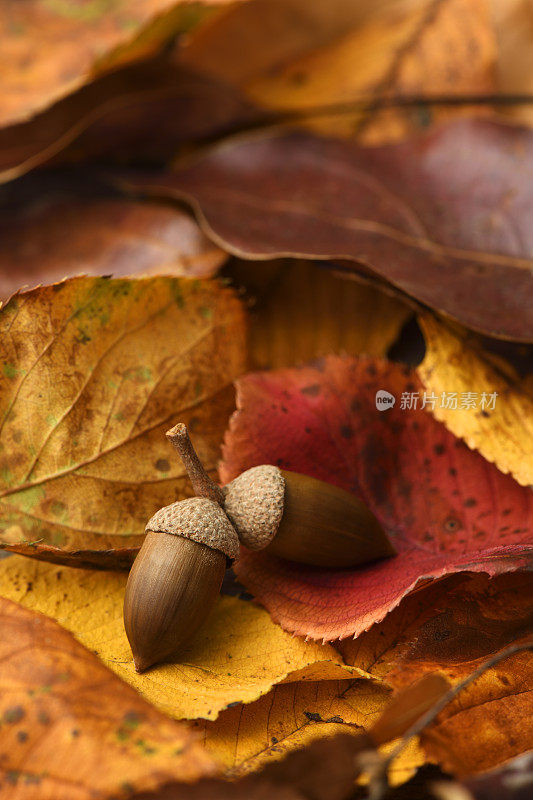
[
  {"xmin": 182, "ymin": 0, "xmax": 496, "ymax": 141},
  {"xmin": 492, "ymin": 0, "xmax": 533, "ymax": 126},
  {"xmin": 417, "ymin": 314, "xmax": 533, "ymax": 487},
  {"xmin": 194, "ymin": 679, "xmax": 425, "ymax": 785},
  {"xmin": 0, "ymin": 556, "xmax": 368, "ymax": 721},
  {"xmin": 228, "ymin": 260, "xmax": 411, "ymax": 370},
  {"xmin": 0, "ymin": 276, "xmax": 246, "ymax": 551}
]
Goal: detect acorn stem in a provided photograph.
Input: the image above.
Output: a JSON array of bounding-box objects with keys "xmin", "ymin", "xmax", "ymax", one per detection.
[{"xmin": 166, "ymin": 423, "xmax": 225, "ymax": 506}]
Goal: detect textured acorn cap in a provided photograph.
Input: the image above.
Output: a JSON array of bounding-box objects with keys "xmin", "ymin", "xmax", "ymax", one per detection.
[
  {"xmin": 223, "ymin": 465, "xmax": 285, "ymax": 550},
  {"xmin": 146, "ymin": 496, "xmax": 239, "ymax": 561}
]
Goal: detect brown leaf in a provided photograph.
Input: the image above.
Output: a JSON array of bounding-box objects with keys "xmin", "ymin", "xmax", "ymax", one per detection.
[
  {"xmin": 0, "ymin": 276, "xmax": 246, "ymax": 558},
  {"xmin": 0, "ymin": 58, "xmax": 259, "ymax": 185},
  {"xmin": 0, "ymin": 171, "xmax": 226, "ymax": 301},
  {"xmin": 0, "ymin": 0, "xmax": 233, "ymax": 128},
  {"xmin": 421, "ymin": 642, "xmax": 533, "ymax": 776},
  {"xmin": 340, "ymin": 573, "xmax": 533, "ymax": 777},
  {"xmin": 0, "ymin": 596, "xmax": 216, "ymax": 799},
  {"xmin": 126, "ymin": 118, "xmax": 533, "ymax": 341}
]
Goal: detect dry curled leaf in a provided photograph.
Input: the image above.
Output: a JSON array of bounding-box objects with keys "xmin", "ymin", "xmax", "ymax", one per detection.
[
  {"xmin": 0, "ymin": 596, "xmax": 216, "ymax": 799},
  {"xmin": 129, "ymin": 118, "xmax": 533, "ymax": 341},
  {"xmin": 417, "ymin": 314, "xmax": 533, "ymax": 487},
  {"xmin": 0, "ymin": 275, "xmax": 246, "ymax": 558},
  {"xmin": 0, "ymin": 556, "xmax": 365, "ymax": 721},
  {"xmin": 0, "ymin": 172, "xmax": 226, "ymax": 301},
  {"xmin": 0, "ymin": 0, "xmax": 233, "ymax": 128},
  {"xmin": 220, "ymin": 356, "xmax": 533, "ymax": 641}
]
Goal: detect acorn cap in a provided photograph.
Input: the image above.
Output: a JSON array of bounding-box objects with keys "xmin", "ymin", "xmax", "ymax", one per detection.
[
  {"xmin": 146, "ymin": 496, "xmax": 240, "ymax": 562},
  {"xmin": 223, "ymin": 465, "xmax": 285, "ymax": 550}
]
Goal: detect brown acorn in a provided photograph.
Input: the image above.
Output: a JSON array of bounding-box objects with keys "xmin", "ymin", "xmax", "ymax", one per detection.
[
  {"xmin": 124, "ymin": 496, "xmax": 239, "ymax": 673},
  {"xmin": 167, "ymin": 423, "xmax": 395, "ymax": 569}
]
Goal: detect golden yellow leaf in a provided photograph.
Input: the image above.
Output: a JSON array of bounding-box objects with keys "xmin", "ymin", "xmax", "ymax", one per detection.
[
  {"xmin": 0, "ymin": 275, "xmax": 246, "ymax": 552},
  {"xmin": 417, "ymin": 314, "xmax": 533, "ymax": 487},
  {"xmin": 184, "ymin": 0, "xmax": 495, "ymax": 141},
  {"xmin": 492, "ymin": 0, "xmax": 533, "ymax": 126},
  {"xmin": 193, "ymin": 679, "xmax": 426, "ymax": 785},
  {"xmin": 0, "ymin": 556, "xmax": 368, "ymax": 721},
  {"xmin": 0, "ymin": 596, "xmax": 217, "ymax": 799},
  {"xmin": 228, "ymin": 260, "xmax": 411, "ymax": 370}
]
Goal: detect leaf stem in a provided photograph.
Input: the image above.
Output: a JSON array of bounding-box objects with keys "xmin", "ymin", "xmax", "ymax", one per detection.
[{"xmin": 166, "ymin": 423, "xmax": 225, "ymax": 506}]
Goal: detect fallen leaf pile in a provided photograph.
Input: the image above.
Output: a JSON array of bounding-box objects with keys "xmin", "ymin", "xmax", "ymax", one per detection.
[{"xmin": 0, "ymin": 1, "xmax": 532, "ymax": 799}]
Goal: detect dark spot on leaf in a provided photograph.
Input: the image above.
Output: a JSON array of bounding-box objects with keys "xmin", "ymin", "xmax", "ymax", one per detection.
[
  {"xmin": 38, "ymin": 711, "xmax": 50, "ymax": 725},
  {"xmin": 123, "ymin": 711, "xmax": 142, "ymax": 729},
  {"xmin": 301, "ymin": 384, "xmax": 320, "ymax": 397},
  {"xmin": 481, "ymin": 410, "xmax": 490, "ymax": 418},
  {"xmin": 449, "ymin": 468, "xmax": 457, "ymax": 477},
  {"xmin": 4, "ymin": 706, "xmax": 25, "ymax": 724},
  {"xmin": 464, "ymin": 498, "xmax": 477, "ymax": 508},
  {"xmin": 326, "ymin": 715, "xmax": 345, "ymax": 723},
  {"xmin": 340, "ymin": 425, "xmax": 354, "ymax": 439},
  {"xmin": 366, "ymin": 364, "xmax": 377, "ymax": 376},
  {"xmin": 303, "ymin": 711, "xmax": 322, "ymax": 722},
  {"xmin": 499, "ymin": 674, "xmax": 511, "ymax": 686},
  {"xmin": 433, "ymin": 444, "xmax": 445, "ymax": 456},
  {"xmin": 17, "ymin": 731, "xmax": 28, "ymax": 743},
  {"xmin": 502, "ymin": 508, "xmax": 512, "ymax": 516},
  {"xmin": 271, "ymin": 736, "xmax": 278, "ymax": 744},
  {"xmin": 444, "ymin": 517, "xmax": 461, "ymax": 532},
  {"xmin": 155, "ymin": 459, "xmax": 170, "ymax": 472}
]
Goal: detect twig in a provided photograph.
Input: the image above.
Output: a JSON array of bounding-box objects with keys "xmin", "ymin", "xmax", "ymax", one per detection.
[{"xmin": 166, "ymin": 423, "xmax": 225, "ymax": 506}]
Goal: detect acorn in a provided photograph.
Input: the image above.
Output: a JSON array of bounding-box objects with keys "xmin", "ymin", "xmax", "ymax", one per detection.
[
  {"xmin": 123, "ymin": 495, "xmax": 239, "ymax": 673},
  {"xmin": 168, "ymin": 423, "xmax": 395, "ymax": 569}
]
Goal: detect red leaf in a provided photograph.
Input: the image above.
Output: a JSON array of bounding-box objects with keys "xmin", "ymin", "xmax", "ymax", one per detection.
[
  {"xmin": 130, "ymin": 118, "xmax": 533, "ymax": 341},
  {"xmin": 220, "ymin": 357, "xmax": 533, "ymax": 640}
]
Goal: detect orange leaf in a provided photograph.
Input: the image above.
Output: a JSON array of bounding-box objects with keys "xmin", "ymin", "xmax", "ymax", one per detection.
[{"xmin": 0, "ymin": 596, "xmax": 216, "ymax": 798}]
